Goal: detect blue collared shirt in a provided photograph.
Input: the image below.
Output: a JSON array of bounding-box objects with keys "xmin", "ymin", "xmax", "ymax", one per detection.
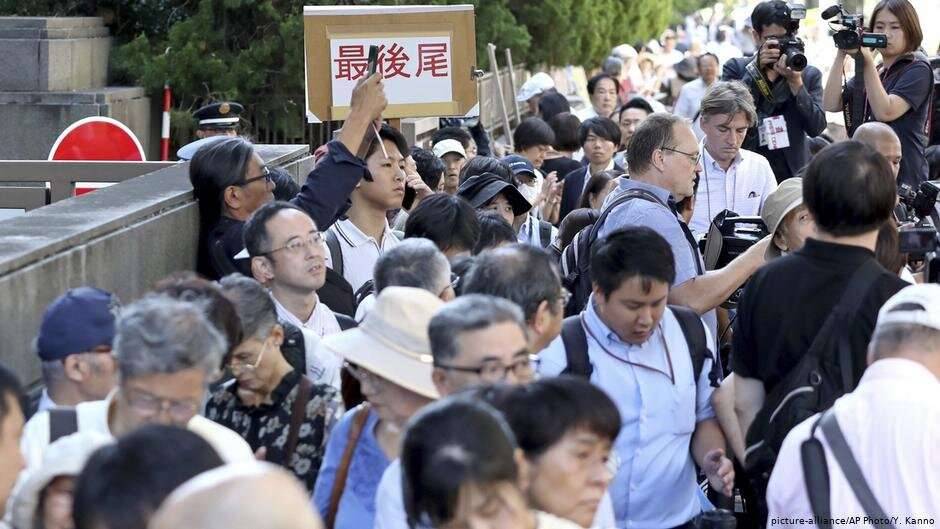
[
  {"xmin": 539, "ymin": 299, "xmax": 716, "ymax": 529},
  {"xmin": 599, "ymin": 178, "xmax": 717, "ymax": 350}
]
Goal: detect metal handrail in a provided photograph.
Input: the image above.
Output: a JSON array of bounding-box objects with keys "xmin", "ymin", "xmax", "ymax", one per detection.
[{"xmin": 0, "ymin": 160, "xmax": 178, "ymax": 204}]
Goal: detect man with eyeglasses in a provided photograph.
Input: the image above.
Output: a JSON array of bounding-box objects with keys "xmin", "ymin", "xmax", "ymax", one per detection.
[
  {"xmin": 20, "ymin": 296, "xmax": 254, "ymax": 473},
  {"xmin": 243, "ymin": 201, "xmax": 346, "ymax": 388},
  {"xmin": 599, "ymin": 113, "xmax": 770, "ymax": 350}
]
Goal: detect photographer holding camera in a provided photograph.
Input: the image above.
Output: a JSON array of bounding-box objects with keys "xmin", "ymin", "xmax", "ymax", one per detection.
[
  {"xmin": 723, "ymin": 1, "xmax": 828, "ymax": 183},
  {"xmin": 823, "ymin": 0, "xmax": 932, "ymax": 189}
]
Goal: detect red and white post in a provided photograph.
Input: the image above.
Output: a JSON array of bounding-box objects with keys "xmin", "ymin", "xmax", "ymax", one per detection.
[{"xmin": 160, "ymin": 83, "xmax": 171, "ymax": 161}]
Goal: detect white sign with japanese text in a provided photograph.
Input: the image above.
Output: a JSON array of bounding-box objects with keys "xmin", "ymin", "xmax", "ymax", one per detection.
[{"xmin": 329, "ymin": 36, "xmax": 453, "ymax": 108}]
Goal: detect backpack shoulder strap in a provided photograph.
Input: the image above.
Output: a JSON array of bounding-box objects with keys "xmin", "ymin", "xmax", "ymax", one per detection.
[
  {"xmin": 353, "ymin": 280, "xmax": 374, "ymax": 308},
  {"xmin": 581, "ymin": 188, "xmax": 665, "ymax": 270},
  {"xmin": 48, "ymin": 407, "xmax": 78, "ymax": 443},
  {"xmin": 538, "ymin": 220, "xmax": 553, "ymax": 248},
  {"xmin": 325, "ymin": 403, "xmax": 372, "ymax": 529},
  {"xmin": 335, "ymin": 313, "xmax": 358, "ymax": 331},
  {"xmin": 801, "ymin": 415, "xmax": 833, "ymax": 529},
  {"xmin": 325, "ymin": 229, "xmax": 344, "ymax": 278},
  {"xmin": 670, "ymin": 305, "xmax": 718, "ymax": 388},
  {"xmin": 560, "ymin": 315, "xmax": 592, "ymax": 378},
  {"xmin": 283, "ymin": 375, "xmax": 313, "ymax": 465}
]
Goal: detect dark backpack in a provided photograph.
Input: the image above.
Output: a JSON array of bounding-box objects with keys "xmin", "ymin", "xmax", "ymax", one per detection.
[
  {"xmin": 559, "ymin": 188, "xmax": 665, "ymax": 317},
  {"xmin": 559, "ymin": 305, "xmax": 720, "ymax": 391},
  {"xmin": 743, "ymin": 259, "xmax": 884, "ymax": 496}
]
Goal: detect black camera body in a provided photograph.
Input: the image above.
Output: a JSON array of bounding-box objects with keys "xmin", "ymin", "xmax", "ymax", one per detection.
[
  {"xmin": 822, "ymin": 4, "xmax": 887, "ymax": 50},
  {"xmin": 773, "ymin": 36, "xmax": 807, "ymax": 71},
  {"xmin": 703, "ymin": 211, "xmax": 770, "ymax": 307},
  {"xmin": 898, "ymin": 180, "xmax": 940, "ymax": 223},
  {"xmin": 762, "ymin": 2, "xmax": 808, "ymax": 72}
]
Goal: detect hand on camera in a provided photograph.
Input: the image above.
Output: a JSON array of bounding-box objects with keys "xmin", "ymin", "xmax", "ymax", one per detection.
[
  {"xmin": 772, "ymin": 54, "xmax": 803, "ymax": 86},
  {"xmin": 759, "ymin": 40, "xmax": 782, "ymax": 69}
]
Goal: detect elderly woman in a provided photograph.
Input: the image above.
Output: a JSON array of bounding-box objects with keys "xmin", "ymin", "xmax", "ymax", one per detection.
[
  {"xmin": 206, "ymin": 275, "xmax": 341, "ymax": 492},
  {"xmin": 312, "ymin": 287, "xmax": 443, "ymax": 529}
]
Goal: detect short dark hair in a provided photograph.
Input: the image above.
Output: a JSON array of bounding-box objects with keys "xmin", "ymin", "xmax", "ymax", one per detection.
[
  {"xmin": 72, "ymin": 424, "xmax": 224, "ymax": 529},
  {"xmin": 627, "ymin": 113, "xmax": 685, "ymax": 176},
  {"xmin": 578, "ymin": 117, "xmax": 622, "ymax": 148},
  {"xmin": 513, "ymin": 117, "xmax": 556, "ymax": 151},
  {"xmin": 373, "ymin": 238, "xmax": 451, "ymax": 294},
  {"xmin": 406, "ymin": 147, "xmax": 445, "ymax": 209},
  {"xmin": 591, "ymin": 227, "xmax": 676, "ymax": 296},
  {"xmin": 587, "ymin": 73, "xmax": 621, "ymax": 96},
  {"xmin": 458, "ymin": 156, "xmax": 514, "ymax": 187},
  {"xmin": 538, "ymin": 91, "xmax": 571, "ymax": 123},
  {"xmin": 750, "ymin": 0, "xmax": 800, "ymax": 34},
  {"xmin": 401, "ymin": 398, "xmax": 518, "ymax": 529},
  {"xmin": 548, "ymin": 112, "xmax": 582, "ymax": 152},
  {"xmin": 405, "ymin": 194, "xmax": 480, "ymax": 255},
  {"xmin": 463, "ymin": 243, "xmax": 562, "ymax": 321},
  {"xmin": 432, "ymin": 127, "xmax": 473, "ymax": 150},
  {"xmin": 556, "ymin": 208, "xmax": 600, "ymax": 251},
  {"xmin": 243, "ymin": 200, "xmax": 309, "ymax": 258},
  {"xmin": 696, "ymin": 52, "xmax": 720, "ymax": 71},
  {"xmin": 0, "ymin": 363, "xmax": 25, "ymax": 432},
  {"xmin": 472, "ymin": 212, "xmax": 518, "ymax": 255},
  {"xmin": 269, "ymin": 167, "xmax": 300, "ymax": 202},
  {"xmin": 869, "ymin": 0, "xmax": 922, "ymax": 53},
  {"xmin": 429, "ymin": 295, "xmax": 526, "ymax": 363},
  {"xmin": 578, "ymin": 170, "xmax": 620, "ymax": 209},
  {"xmin": 617, "ymin": 97, "xmax": 654, "ymax": 119},
  {"xmin": 151, "ymin": 276, "xmax": 243, "ymax": 361},
  {"xmin": 803, "ymin": 141, "xmax": 896, "ymax": 237},
  {"xmin": 366, "ymin": 123, "xmax": 409, "ymax": 160},
  {"xmin": 475, "ymin": 376, "xmax": 621, "ymax": 459}
]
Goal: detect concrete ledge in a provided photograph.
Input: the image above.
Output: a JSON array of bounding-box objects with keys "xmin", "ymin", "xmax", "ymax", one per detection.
[{"xmin": 0, "ymin": 145, "xmax": 309, "ymax": 384}]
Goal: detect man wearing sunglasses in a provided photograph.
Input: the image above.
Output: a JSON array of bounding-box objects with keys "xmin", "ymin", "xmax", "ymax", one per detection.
[{"xmin": 598, "ymin": 113, "xmax": 770, "ymax": 350}]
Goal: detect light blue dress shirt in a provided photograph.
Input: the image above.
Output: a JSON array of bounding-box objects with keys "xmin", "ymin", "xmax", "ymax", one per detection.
[
  {"xmin": 539, "ymin": 299, "xmax": 716, "ymax": 529},
  {"xmin": 312, "ymin": 405, "xmax": 388, "ymax": 529},
  {"xmin": 599, "ymin": 178, "xmax": 717, "ymax": 351}
]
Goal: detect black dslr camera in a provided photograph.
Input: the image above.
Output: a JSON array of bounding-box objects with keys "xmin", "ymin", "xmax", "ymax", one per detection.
[
  {"xmin": 898, "ymin": 181, "xmax": 940, "ymax": 283},
  {"xmin": 898, "ymin": 180, "xmax": 940, "ymax": 224},
  {"xmin": 821, "ymin": 4, "xmax": 888, "ymax": 50},
  {"xmin": 763, "ymin": 2, "xmax": 808, "ymax": 72},
  {"xmin": 703, "ymin": 211, "xmax": 770, "ymax": 307}
]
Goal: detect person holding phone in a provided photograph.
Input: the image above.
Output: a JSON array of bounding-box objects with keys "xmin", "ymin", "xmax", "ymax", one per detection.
[{"xmin": 823, "ymin": 0, "xmax": 932, "ymax": 188}]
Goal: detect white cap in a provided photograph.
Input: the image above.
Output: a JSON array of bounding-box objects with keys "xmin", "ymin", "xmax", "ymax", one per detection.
[
  {"xmin": 432, "ymin": 139, "xmax": 466, "ymax": 159},
  {"xmin": 876, "ymin": 284, "xmax": 940, "ymax": 332},
  {"xmin": 516, "ymin": 72, "xmax": 555, "ymax": 102}
]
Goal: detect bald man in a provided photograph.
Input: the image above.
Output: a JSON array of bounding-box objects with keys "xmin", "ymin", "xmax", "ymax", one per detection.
[
  {"xmin": 149, "ymin": 463, "xmax": 324, "ymax": 529},
  {"xmin": 853, "ymin": 122, "xmax": 903, "ymax": 181}
]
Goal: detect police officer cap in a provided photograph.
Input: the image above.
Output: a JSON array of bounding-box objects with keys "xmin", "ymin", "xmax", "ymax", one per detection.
[{"xmin": 193, "ymin": 102, "xmax": 244, "ymax": 130}]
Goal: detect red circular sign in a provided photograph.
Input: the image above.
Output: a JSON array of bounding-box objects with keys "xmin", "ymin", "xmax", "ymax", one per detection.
[{"xmin": 49, "ymin": 117, "xmax": 145, "ymax": 161}]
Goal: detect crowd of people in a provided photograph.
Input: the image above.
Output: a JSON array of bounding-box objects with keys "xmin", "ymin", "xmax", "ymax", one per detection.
[{"xmin": 1, "ymin": 0, "xmax": 939, "ymax": 528}]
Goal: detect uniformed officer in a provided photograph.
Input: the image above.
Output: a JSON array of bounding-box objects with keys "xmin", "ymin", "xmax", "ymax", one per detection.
[{"xmin": 177, "ymin": 101, "xmax": 245, "ymax": 161}]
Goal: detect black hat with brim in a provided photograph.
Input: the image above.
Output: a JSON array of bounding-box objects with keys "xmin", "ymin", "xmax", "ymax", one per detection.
[{"xmin": 457, "ymin": 173, "xmax": 532, "ymax": 217}]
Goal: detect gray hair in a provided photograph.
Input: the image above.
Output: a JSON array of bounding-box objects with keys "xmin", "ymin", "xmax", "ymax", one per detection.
[
  {"xmin": 699, "ymin": 81, "xmax": 757, "ymax": 127},
  {"xmin": 114, "ymin": 295, "xmax": 226, "ymax": 380},
  {"xmin": 374, "ymin": 238, "xmax": 451, "ymax": 295},
  {"xmin": 218, "ymin": 274, "xmax": 278, "ymax": 341},
  {"xmin": 428, "ymin": 294, "xmax": 527, "ymax": 363},
  {"xmin": 869, "ymin": 323, "xmax": 940, "ymax": 361},
  {"xmin": 627, "ymin": 112, "xmax": 687, "ymax": 176},
  {"xmin": 40, "ymin": 360, "xmax": 66, "ymax": 389},
  {"xmin": 602, "ymin": 56, "xmax": 623, "ymax": 78}
]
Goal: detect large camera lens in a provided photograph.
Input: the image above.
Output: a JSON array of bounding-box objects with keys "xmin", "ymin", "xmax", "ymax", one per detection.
[{"xmin": 787, "ymin": 52, "xmax": 807, "ymax": 71}]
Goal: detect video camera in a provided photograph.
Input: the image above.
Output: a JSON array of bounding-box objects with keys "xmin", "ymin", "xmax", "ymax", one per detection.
[
  {"xmin": 702, "ymin": 210, "xmax": 770, "ymax": 307},
  {"xmin": 898, "ymin": 180, "xmax": 940, "ymax": 283},
  {"xmin": 898, "ymin": 180, "xmax": 940, "ymax": 224},
  {"xmin": 763, "ymin": 2, "xmax": 808, "ymax": 72},
  {"xmin": 821, "ymin": 4, "xmax": 887, "ymax": 50}
]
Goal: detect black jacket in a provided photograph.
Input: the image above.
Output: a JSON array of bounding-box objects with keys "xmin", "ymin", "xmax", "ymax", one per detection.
[
  {"xmin": 723, "ymin": 56, "xmax": 827, "ymax": 182},
  {"xmin": 559, "ymin": 162, "xmax": 624, "ymax": 220}
]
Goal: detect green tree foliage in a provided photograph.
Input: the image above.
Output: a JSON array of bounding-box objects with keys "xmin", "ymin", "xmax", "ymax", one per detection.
[{"xmin": 2, "ymin": 0, "xmax": 694, "ymax": 140}]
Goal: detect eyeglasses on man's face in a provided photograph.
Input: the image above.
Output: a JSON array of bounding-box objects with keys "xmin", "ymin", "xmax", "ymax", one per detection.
[
  {"xmin": 660, "ymin": 145, "xmax": 701, "ymax": 166},
  {"xmin": 435, "ymin": 351, "xmax": 539, "ymax": 383},
  {"xmin": 261, "ymin": 232, "xmax": 325, "ymax": 257},
  {"xmin": 237, "ymin": 165, "xmax": 272, "ymax": 187}
]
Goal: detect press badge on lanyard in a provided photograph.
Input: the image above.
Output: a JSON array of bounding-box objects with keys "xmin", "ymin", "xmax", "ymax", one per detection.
[{"xmin": 758, "ymin": 115, "xmax": 790, "ymax": 150}]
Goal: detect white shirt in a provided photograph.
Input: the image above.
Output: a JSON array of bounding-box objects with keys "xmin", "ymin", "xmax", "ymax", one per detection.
[
  {"xmin": 374, "ymin": 460, "xmax": 618, "ymax": 529},
  {"xmin": 766, "ymin": 359, "xmax": 940, "ymax": 527},
  {"xmin": 689, "ymin": 144, "xmax": 778, "ymax": 236},
  {"xmin": 35, "ymin": 390, "xmax": 56, "ymax": 414},
  {"xmin": 673, "ymin": 79, "xmax": 712, "ymax": 120},
  {"xmin": 273, "ymin": 295, "xmax": 341, "ymax": 339},
  {"xmin": 325, "ymin": 218, "xmax": 400, "ymax": 292},
  {"xmin": 19, "ymin": 392, "xmax": 254, "ymax": 471},
  {"xmin": 517, "ymin": 215, "xmax": 558, "ymax": 249},
  {"xmin": 272, "ymin": 296, "xmax": 343, "ymax": 389}
]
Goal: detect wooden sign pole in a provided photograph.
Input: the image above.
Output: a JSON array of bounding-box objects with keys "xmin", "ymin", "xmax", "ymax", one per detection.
[
  {"xmin": 504, "ymin": 48, "xmax": 521, "ymax": 125},
  {"xmin": 487, "ymin": 43, "xmax": 513, "ymax": 151}
]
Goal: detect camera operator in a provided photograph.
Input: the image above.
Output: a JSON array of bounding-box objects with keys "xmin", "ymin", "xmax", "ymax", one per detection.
[
  {"xmin": 823, "ymin": 0, "xmax": 932, "ymax": 189},
  {"xmin": 723, "ymin": 1, "xmax": 827, "ymax": 183}
]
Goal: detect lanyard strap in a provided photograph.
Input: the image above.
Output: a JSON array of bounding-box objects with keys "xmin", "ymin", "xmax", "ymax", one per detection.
[
  {"xmin": 746, "ymin": 57, "xmax": 775, "ymax": 104},
  {"xmin": 580, "ymin": 313, "xmax": 677, "ymax": 384}
]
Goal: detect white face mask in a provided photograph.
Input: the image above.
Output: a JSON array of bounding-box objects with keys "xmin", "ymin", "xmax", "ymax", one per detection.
[{"xmin": 518, "ymin": 171, "xmax": 543, "ymax": 206}]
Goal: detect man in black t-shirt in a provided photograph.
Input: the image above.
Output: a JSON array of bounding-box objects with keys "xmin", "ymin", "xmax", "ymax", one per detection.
[{"xmin": 731, "ymin": 140, "xmax": 907, "ymax": 449}]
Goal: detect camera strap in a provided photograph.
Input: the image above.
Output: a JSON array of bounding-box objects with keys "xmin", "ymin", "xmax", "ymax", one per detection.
[{"xmin": 746, "ymin": 58, "xmax": 776, "ymax": 104}]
